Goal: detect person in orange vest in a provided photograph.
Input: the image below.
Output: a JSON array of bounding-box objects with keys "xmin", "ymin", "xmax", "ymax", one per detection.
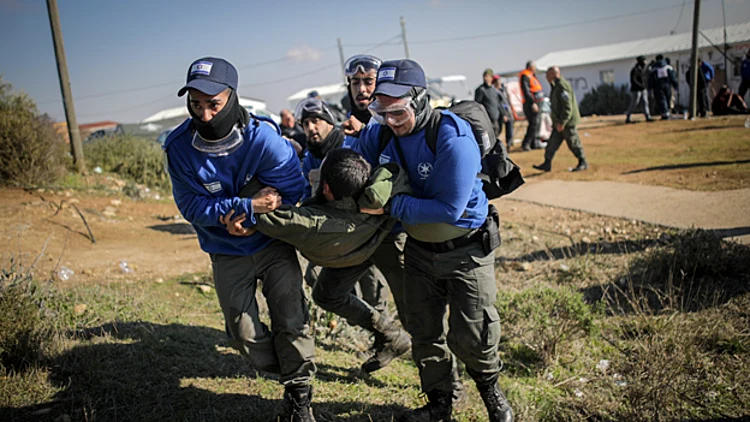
[{"xmin": 518, "ymin": 61, "xmax": 545, "ymax": 151}]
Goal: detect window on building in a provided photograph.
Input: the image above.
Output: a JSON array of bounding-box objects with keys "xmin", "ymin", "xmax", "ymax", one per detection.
[{"xmin": 600, "ymin": 70, "xmax": 615, "ymax": 85}]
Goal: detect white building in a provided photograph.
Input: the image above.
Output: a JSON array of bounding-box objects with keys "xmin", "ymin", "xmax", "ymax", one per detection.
[{"xmin": 534, "ymin": 21, "xmax": 750, "ymax": 109}]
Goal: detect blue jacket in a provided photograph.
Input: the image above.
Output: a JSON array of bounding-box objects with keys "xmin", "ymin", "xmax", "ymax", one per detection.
[
  {"xmin": 700, "ymin": 61, "xmax": 714, "ymax": 82},
  {"xmin": 164, "ymin": 118, "xmax": 305, "ymax": 256},
  {"xmin": 354, "ymin": 110, "xmax": 487, "ymax": 231},
  {"xmin": 742, "ymin": 57, "xmax": 750, "ymax": 81}
]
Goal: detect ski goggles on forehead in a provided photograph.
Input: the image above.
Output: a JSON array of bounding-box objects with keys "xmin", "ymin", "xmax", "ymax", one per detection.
[
  {"xmin": 368, "ymin": 97, "xmax": 414, "ymax": 126},
  {"xmin": 344, "ymin": 55, "xmax": 382, "ymax": 77},
  {"xmin": 294, "ymin": 98, "xmax": 334, "ymax": 122}
]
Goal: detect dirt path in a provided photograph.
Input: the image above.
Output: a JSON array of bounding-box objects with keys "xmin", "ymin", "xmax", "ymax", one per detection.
[
  {"xmin": 0, "ymin": 188, "xmax": 209, "ymax": 284},
  {"xmin": 508, "ymin": 180, "xmax": 750, "ymax": 243}
]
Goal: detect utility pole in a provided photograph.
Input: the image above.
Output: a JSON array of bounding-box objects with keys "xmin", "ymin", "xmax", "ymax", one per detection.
[
  {"xmin": 722, "ymin": 0, "xmax": 728, "ymax": 86},
  {"xmin": 337, "ymin": 38, "xmax": 347, "ymax": 84},
  {"xmin": 688, "ymin": 0, "xmax": 701, "ymax": 119},
  {"xmin": 400, "ymin": 16, "xmax": 410, "ymax": 59},
  {"xmin": 46, "ymin": 0, "xmax": 85, "ymax": 173}
]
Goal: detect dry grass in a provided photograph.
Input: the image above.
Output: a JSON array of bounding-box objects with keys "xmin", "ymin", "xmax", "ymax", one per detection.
[{"xmin": 510, "ymin": 114, "xmax": 750, "ymax": 191}]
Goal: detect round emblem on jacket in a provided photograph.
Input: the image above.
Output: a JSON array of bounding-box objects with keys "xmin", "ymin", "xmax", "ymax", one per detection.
[{"xmin": 417, "ymin": 162, "xmax": 432, "ymax": 179}]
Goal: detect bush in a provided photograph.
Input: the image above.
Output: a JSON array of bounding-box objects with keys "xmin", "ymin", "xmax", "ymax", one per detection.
[
  {"xmin": 497, "ymin": 286, "xmax": 599, "ymax": 367},
  {"xmin": 0, "ymin": 258, "xmax": 69, "ymax": 373},
  {"xmin": 579, "ymin": 84, "xmax": 632, "ymax": 116},
  {"xmin": 0, "ymin": 77, "xmax": 67, "ymax": 186},
  {"xmin": 84, "ymin": 134, "xmax": 170, "ymax": 190},
  {"xmin": 622, "ymin": 230, "xmax": 750, "ymax": 313}
]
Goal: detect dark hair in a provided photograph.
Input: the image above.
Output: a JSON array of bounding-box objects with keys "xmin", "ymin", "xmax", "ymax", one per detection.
[
  {"xmin": 319, "ymin": 149, "xmax": 371, "ymax": 200},
  {"xmin": 656, "ymin": 54, "xmax": 664, "ymax": 61}
]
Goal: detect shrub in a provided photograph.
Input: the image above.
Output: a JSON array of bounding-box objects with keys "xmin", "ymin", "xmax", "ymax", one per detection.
[
  {"xmin": 497, "ymin": 286, "xmax": 599, "ymax": 367},
  {"xmin": 579, "ymin": 84, "xmax": 632, "ymax": 116},
  {"xmin": 84, "ymin": 134, "xmax": 170, "ymax": 190},
  {"xmin": 0, "ymin": 77, "xmax": 67, "ymax": 186},
  {"xmin": 0, "ymin": 258, "xmax": 68, "ymax": 373},
  {"xmin": 619, "ymin": 230, "xmax": 750, "ymax": 313}
]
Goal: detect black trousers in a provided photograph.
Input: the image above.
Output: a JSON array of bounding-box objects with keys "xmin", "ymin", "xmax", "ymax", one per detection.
[{"xmin": 522, "ymin": 103, "xmax": 540, "ymax": 148}]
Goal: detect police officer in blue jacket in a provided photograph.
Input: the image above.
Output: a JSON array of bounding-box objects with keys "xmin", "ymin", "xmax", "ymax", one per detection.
[
  {"xmin": 163, "ymin": 57, "xmax": 316, "ymax": 422},
  {"xmin": 357, "ymin": 59, "xmax": 512, "ymax": 422}
]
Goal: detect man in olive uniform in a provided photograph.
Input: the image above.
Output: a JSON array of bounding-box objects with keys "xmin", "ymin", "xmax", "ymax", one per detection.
[{"xmin": 533, "ymin": 66, "xmax": 588, "ymax": 173}]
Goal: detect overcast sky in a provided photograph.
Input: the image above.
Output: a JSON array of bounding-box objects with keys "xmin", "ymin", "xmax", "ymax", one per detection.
[{"xmin": 1, "ymin": 0, "xmax": 747, "ymax": 124}]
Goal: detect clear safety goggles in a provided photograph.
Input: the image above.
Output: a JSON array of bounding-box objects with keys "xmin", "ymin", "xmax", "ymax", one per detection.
[
  {"xmin": 191, "ymin": 125, "xmax": 244, "ymax": 157},
  {"xmin": 294, "ymin": 97, "xmax": 335, "ymax": 123},
  {"xmin": 368, "ymin": 97, "xmax": 414, "ymax": 126},
  {"xmin": 344, "ymin": 55, "xmax": 382, "ymax": 77}
]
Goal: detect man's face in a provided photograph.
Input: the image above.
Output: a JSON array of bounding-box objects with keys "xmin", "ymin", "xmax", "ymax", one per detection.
[
  {"xmin": 546, "ymin": 69, "xmax": 555, "ymax": 83},
  {"xmin": 188, "ymin": 88, "xmax": 230, "ymax": 122},
  {"xmin": 375, "ymin": 95, "xmax": 416, "ymax": 137},
  {"xmin": 302, "ymin": 117, "xmax": 333, "ymax": 144},
  {"xmin": 484, "ymin": 73, "xmax": 493, "ymax": 85},
  {"xmin": 529, "ymin": 63, "xmax": 537, "ymax": 73},
  {"xmin": 281, "ymin": 111, "xmax": 295, "ymax": 128},
  {"xmin": 349, "ymin": 70, "xmax": 378, "ymax": 111}
]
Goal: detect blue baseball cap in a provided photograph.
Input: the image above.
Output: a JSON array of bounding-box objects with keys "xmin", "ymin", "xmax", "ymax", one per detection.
[
  {"xmin": 373, "ymin": 59, "xmax": 426, "ymax": 98},
  {"xmin": 178, "ymin": 57, "xmax": 238, "ymax": 97}
]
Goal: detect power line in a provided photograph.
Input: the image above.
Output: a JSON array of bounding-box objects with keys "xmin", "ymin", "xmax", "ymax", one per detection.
[
  {"xmin": 408, "ymin": 2, "xmax": 690, "ymax": 45},
  {"xmin": 671, "ymin": 0, "xmax": 688, "ymax": 34},
  {"xmin": 37, "ymin": 46, "xmax": 340, "ymax": 105}
]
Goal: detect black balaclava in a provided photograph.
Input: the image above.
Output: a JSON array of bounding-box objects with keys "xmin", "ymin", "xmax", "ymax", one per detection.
[
  {"xmin": 347, "ymin": 80, "xmax": 373, "ymax": 125},
  {"xmin": 306, "ymin": 127, "xmax": 344, "ymax": 160},
  {"xmin": 407, "ymin": 87, "xmax": 432, "ymax": 135},
  {"xmin": 188, "ymin": 89, "xmax": 249, "ymax": 140}
]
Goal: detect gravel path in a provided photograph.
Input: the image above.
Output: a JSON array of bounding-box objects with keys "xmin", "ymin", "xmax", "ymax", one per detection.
[{"xmin": 507, "ymin": 180, "xmax": 750, "ymax": 244}]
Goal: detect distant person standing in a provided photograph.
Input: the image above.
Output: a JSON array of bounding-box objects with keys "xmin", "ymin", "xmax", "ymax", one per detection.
[
  {"xmin": 739, "ymin": 49, "xmax": 750, "ymax": 101},
  {"xmin": 625, "ymin": 56, "xmax": 652, "ymax": 123},
  {"xmin": 518, "ymin": 61, "xmax": 545, "ymax": 150},
  {"xmin": 475, "ymin": 68, "xmax": 503, "ymax": 138},
  {"xmin": 648, "ymin": 54, "xmax": 678, "ymax": 120},
  {"xmin": 686, "ymin": 61, "xmax": 709, "ymax": 118},
  {"xmin": 492, "ymin": 75, "xmax": 515, "ymax": 149},
  {"xmin": 533, "ymin": 66, "xmax": 588, "ymax": 173}
]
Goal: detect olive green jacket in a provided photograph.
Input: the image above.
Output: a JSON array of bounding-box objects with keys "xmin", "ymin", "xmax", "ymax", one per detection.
[
  {"xmin": 549, "ymin": 77, "xmax": 581, "ymax": 128},
  {"xmin": 243, "ymin": 163, "xmax": 412, "ymax": 268}
]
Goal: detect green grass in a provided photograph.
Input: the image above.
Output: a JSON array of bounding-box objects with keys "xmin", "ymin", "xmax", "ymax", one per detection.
[{"xmin": 2, "ymin": 228, "xmax": 749, "ymax": 421}]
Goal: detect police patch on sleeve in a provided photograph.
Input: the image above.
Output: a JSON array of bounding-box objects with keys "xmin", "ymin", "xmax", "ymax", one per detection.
[{"xmin": 561, "ymin": 91, "xmax": 569, "ymax": 101}]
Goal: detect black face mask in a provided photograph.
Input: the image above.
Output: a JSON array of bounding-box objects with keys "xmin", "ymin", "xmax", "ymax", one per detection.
[
  {"xmin": 188, "ymin": 89, "xmax": 249, "ymax": 140},
  {"xmin": 408, "ymin": 87, "xmax": 432, "ymax": 135}
]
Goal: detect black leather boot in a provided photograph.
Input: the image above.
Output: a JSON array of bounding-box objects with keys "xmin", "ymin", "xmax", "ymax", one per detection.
[
  {"xmin": 532, "ymin": 160, "xmax": 551, "ymax": 172},
  {"xmin": 276, "ymin": 384, "xmax": 315, "ymax": 422},
  {"xmin": 398, "ymin": 389, "xmax": 452, "ymax": 422},
  {"xmin": 477, "ymin": 382, "xmax": 513, "ymax": 422},
  {"xmin": 570, "ymin": 159, "xmax": 588, "ymax": 172},
  {"xmin": 361, "ymin": 313, "xmax": 411, "ymax": 373}
]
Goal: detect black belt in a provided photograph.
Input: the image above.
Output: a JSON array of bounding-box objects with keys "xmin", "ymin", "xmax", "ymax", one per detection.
[{"xmin": 409, "ymin": 229, "xmax": 481, "ymax": 253}]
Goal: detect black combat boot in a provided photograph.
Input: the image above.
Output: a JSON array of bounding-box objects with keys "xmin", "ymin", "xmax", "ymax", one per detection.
[
  {"xmin": 532, "ymin": 160, "xmax": 551, "ymax": 172},
  {"xmin": 276, "ymin": 384, "xmax": 315, "ymax": 422},
  {"xmin": 361, "ymin": 313, "xmax": 411, "ymax": 373},
  {"xmin": 477, "ymin": 382, "xmax": 513, "ymax": 422},
  {"xmin": 570, "ymin": 159, "xmax": 588, "ymax": 172},
  {"xmin": 398, "ymin": 389, "xmax": 453, "ymax": 422}
]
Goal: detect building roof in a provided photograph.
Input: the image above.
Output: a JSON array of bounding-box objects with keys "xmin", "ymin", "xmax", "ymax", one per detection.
[
  {"xmin": 141, "ymin": 97, "xmax": 267, "ymax": 123},
  {"xmin": 536, "ymin": 21, "xmax": 750, "ymax": 69}
]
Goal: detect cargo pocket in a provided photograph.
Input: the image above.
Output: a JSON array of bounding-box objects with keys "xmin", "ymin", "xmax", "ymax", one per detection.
[{"xmin": 482, "ymin": 306, "xmax": 502, "ymax": 347}]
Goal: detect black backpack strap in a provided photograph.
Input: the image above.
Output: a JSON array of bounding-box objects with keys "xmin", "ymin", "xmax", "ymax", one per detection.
[{"xmin": 424, "ymin": 108, "xmax": 444, "ymax": 154}]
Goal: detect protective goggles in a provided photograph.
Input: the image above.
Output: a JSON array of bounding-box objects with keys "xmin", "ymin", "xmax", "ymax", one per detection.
[
  {"xmin": 294, "ymin": 97, "xmax": 335, "ymax": 123},
  {"xmin": 344, "ymin": 55, "xmax": 382, "ymax": 77},
  {"xmin": 191, "ymin": 125, "xmax": 244, "ymax": 157},
  {"xmin": 368, "ymin": 97, "xmax": 414, "ymax": 126}
]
